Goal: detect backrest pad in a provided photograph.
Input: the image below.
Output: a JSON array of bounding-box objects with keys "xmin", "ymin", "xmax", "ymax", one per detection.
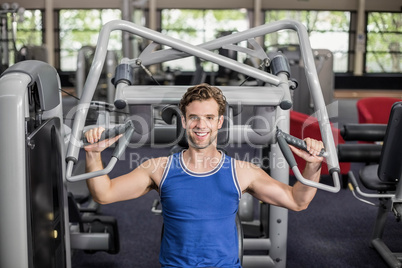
[{"xmin": 378, "ymin": 102, "xmax": 402, "ymax": 182}]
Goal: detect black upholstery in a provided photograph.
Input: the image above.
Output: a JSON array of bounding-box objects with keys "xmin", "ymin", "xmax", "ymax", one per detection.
[
  {"xmin": 377, "ymin": 102, "xmax": 402, "ymax": 183},
  {"xmin": 359, "ymin": 102, "xmax": 402, "ymax": 190},
  {"xmin": 359, "ymin": 165, "xmax": 396, "ymax": 191}
]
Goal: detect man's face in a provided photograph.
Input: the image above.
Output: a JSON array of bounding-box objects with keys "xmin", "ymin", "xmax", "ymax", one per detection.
[{"xmin": 182, "ymin": 99, "xmax": 224, "ymax": 150}]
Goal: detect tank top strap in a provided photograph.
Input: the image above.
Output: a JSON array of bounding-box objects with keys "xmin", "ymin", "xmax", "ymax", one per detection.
[{"xmin": 159, "ymin": 154, "xmax": 174, "ymax": 191}]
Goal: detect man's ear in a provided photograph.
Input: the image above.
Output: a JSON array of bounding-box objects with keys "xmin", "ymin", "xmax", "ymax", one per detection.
[
  {"xmin": 181, "ymin": 115, "xmax": 186, "ymax": 129},
  {"xmin": 218, "ymin": 115, "xmax": 224, "ymax": 129}
]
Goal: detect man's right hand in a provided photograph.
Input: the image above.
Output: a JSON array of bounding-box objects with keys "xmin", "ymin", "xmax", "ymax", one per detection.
[{"xmin": 84, "ymin": 127, "xmax": 123, "ymax": 153}]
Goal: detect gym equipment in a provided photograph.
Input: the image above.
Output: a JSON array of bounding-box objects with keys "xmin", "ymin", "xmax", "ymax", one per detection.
[
  {"xmin": 290, "ymin": 110, "xmax": 351, "ymax": 187},
  {"xmin": 0, "ymin": 19, "xmax": 340, "ymax": 268},
  {"xmin": 277, "ymin": 127, "xmax": 327, "ymax": 157},
  {"xmin": 338, "ymin": 123, "xmax": 386, "ymax": 163},
  {"xmin": 17, "ymin": 45, "xmax": 48, "ymax": 63},
  {"xmin": 269, "ymin": 45, "xmax": 334, "ymax": 115},
  {"xmin": 347, "ymin": 102, "xmax": 402, "ymax": 268},
  {"xmin": 0, "ymin": 60, "xmax": 70, "ymax": 268},
  {"xmin": 64, "ymin": 19, "xmax": 340, "ymax": 267},
  {"xmin": 0, "ymin": 60, "xmax": 133, "ymax": 268}
]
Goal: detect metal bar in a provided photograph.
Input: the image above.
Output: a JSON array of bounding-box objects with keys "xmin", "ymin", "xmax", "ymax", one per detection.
[
  {"xmin": 292, "ymin": 167, "xmax": 341, "ymax": 193},
  {"xmin": 348, "ymin": 171, "xmax": 394, "ymax": 198},
  {"xmin": 372, "ymin": 238, "xmax": 402, "ymax": 268},
  {"xmin": 243, "ymin": 256, "xmax": 276, "ymax": 268},
  {"xmin": 268, "ymin": 107, "xmax": 289, "ymax": 268},
  {"xmin": 0, "ymin": 72, "xmax": 31, "ymax": 268},
  {"xmin": 243, "ymin": 238, "xmax": 271, "ymax": 251},
  {"xmin": 68, "ymin": 19, "xmax": 286, "ymax": 167},
  {"xmin": 67, "ymin": 157, "xmax": 118, "ymax": 182}
]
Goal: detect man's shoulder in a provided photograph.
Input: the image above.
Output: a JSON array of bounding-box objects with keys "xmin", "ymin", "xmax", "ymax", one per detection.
[
  {"xmin": 139, "ymin": 156, "xmax": 169, "ymax": 172},
  {"xmin": 144, "ymin": 156, "xmax": 169, "ymax": 165},
  {"xmin": 233, "ymin": 158, "xmax": 259, "ymax": 170}
]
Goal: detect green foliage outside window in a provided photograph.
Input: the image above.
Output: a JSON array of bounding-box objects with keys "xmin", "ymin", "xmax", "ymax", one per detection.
[
  {"xmin": 3, "ymin": 10, "xmax": 43, "ymax": 66},
  {"xmin": 265, "ymin": 10, "xmax": 350, "ymax": 72},
  {"xmin": 59, "ymin": 9, "xmax": 122, "ymax": 71},
  {"xmin": 13, "ymin": 8, "xmax": 401, "ymax": 74},
  {"xmin": 161, "ymin": 9, "xmax": 249, "ymax": 72},
  {"xmin": 17, "ymin": 10, "xmax": 42, "ymax": 48},
  {"xmin": 366, "ymin": 12, "xmax": 401, "ymax": 73}
]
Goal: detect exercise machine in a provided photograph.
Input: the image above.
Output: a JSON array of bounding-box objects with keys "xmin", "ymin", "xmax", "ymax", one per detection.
[
  {"xmin": 0, "ymin": 60, "xmax": 132, "ymax": 267},
  {"xmin": 268, "ymin": 44, "xmax": 334, "ymax": 115},
  {"xmin": 65, "ymin": 19, "xmax": 341, "ymax": 267},
  {"xmin": 0, "ymin": 19, "xmax": 340, "ymax": 268},
  {"xmin": 340, "ymin": 102, "xmax": 402, "ymax": 268}
]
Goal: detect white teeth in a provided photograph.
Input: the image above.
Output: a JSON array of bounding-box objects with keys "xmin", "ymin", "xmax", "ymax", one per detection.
[{"xmin": 196, "ymin": 132, "xmax": 207, "ymax": 137}]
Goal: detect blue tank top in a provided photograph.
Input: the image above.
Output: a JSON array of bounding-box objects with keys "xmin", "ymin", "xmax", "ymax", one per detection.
[{"xmin": 159, "ymin": 151, "xmax": 241, "ymax": 268}]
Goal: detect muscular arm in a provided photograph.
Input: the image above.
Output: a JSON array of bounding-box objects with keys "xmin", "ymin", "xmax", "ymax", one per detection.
[
  {"xmin": 289, "ymin": 161, "xmax": 321, "ymax": 210},
  {"xmin": 84, "ymin": 128, "xmax": 163, "ymax": 204},
  {"xmin": 240, "ymin": 138, "xmax": 323, "ymax": 211}
]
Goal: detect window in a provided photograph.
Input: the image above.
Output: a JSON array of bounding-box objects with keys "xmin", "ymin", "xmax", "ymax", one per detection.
[
  {"xmin": 161, "ymin": 9, "xmax": 249, "ymax": 72},
  {"xmin": 265, "ymin": 10, "xmax": 350, "ymax": 72},
  {"xmin": 59, "ymin": 9, "xmax": 122, "ymax": 71},
  {"xmin": 366, "ymin": 12, "xmax": 401, "ymax": 73},
  {"xmin": 17, "ymin": 10, "xmax": 43, "ymax": 48},
  {"xmin": 1, "ymin": 9, "xmax": 42, "ymax": 67}
]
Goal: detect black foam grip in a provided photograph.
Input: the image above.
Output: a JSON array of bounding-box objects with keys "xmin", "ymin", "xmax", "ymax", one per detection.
[
  {"xmin": 277, "ymin": 134, "xmax": 298, "ymax": 168},
  {"xmin": 83, "ymin": 121, "xmax": 132, "ymax": 145},
  {"xmin": 277, "ymin": 128, "xmax": 326, "ymax": 157},
  {"xmin": 340, "ymin": 124, "xmax": 386, "ymax": 141},
  {"xmin": 337, "ymin": 144, "xmax": 382, "ymax": 163}
]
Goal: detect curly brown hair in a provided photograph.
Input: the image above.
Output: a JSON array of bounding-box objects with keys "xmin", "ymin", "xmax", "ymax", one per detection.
[{"xmin": 179, "ymin": 83, "xmax": 226, "ymax": 117}]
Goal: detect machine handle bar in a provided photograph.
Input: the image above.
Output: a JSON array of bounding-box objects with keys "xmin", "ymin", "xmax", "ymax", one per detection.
[
  {"xmin": 276, "ymin": 128, "xmax": 327, "ymax": 157},
  {"xmin": 276, "ymin": 128, "xmax": 340, "ymax": 193},
  {"xmin": 66, "ymin": 121, "xmax": 135, "ymax": 182},
  {"xmin": 82, "ymin": 120, "xmax": 133, "ymax": 146}
]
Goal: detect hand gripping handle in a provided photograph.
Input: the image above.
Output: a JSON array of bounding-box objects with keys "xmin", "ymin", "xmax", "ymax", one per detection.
[
  {"xmin": 276, "ymin": 128, "xmax": 341, "ymax": 193},
  {"xmin": 67, "ymin": 121, "xmax": 135, "ymax": 182},
  {"xmin": 276, "ymin": 128, "xmax": 327, "ymax": 157},
  {"xmin": 82, "ymin": 121, "xmax": 132, "ymax": 145}
]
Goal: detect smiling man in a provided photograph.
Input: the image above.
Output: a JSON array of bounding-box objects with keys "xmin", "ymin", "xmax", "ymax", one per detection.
[{"xmin": 84, "ymin": 83, "xmax": 324, "ymax": 268}]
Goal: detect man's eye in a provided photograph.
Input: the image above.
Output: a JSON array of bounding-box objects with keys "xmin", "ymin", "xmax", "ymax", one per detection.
[{"xmin": 190, "ymin": 116, "xmax": 199, "ymax": 120}]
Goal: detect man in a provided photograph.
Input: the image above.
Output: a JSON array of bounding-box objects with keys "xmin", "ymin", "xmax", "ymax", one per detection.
[{"xmin": 85, "ymin": 83, "xmax": 324, "ymax": 267}]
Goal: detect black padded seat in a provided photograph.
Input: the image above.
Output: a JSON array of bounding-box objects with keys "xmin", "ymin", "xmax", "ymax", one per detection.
[{"xmin": 359, "ymin": 160, "xmax": 397, "ymax": 192}]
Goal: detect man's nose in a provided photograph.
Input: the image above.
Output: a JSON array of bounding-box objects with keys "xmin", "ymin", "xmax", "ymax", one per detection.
[{"xmin": 196, "ymin": 117, "xmax": 207, "ymax": 128}]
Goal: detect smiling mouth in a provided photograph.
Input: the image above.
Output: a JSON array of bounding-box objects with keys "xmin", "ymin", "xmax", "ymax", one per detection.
[{"xmin": 194, "ymin": 131, "xmax": 209, "ymax": 137}]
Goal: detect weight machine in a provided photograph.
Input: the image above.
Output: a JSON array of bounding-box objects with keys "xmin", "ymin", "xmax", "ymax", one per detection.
[
  {"xmin": 0, "ymin": 19, "xmax": 340, "ymax": 268},
  {"xmin": 339, "ymin": 102, "xmax": 402, "ymax": 268}
]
